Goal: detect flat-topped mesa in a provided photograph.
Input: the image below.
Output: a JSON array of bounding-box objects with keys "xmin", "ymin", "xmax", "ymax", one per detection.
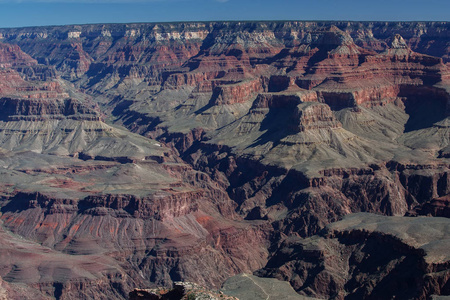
[
  {"xmin": 268, "ymin": 75, "xmax": 294, "ymax": 92},
  {"xmin": 211, "ymin": 78, "xmax": 263, "ymax": 105},
  {"xmin": 317, "ymin": 85, "xmax": 401, "ymax": 108},
  {"xmin": 251, "ymin": 90, "xmax": 318, "ymax": 109},
  {"xmin": 292, "ymin": 102, "xmax": 342, "ymax": 132},
  {"xmin": 317, "ymin": 80, "xmax": 450, "ymax": 109},
  {"xmin": 0, "ymin": 97, "xmax": 99, "ymax": 121},
  {"xmin": 242, "ymin": 92, "xmax": 340, "ymax": 135},
  {"xmin": 317, "ymin": 90, "xmax": 357, "ymax": 108},
  {"xmin": 268, "ymin": 75, "xmax": 312, "ymax": 93},
  {"xmin": 79, "ymin": 191, "xmax": 201, "ymax": 220}
]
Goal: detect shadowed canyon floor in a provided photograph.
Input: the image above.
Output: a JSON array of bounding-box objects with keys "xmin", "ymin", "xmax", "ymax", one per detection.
[{"xmin": 0, "ymin": 21, "xmax": 448, "ymax": 299}]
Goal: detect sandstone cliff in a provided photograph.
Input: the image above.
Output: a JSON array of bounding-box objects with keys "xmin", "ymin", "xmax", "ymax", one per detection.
[
  {"xmin": 256, "ymin": 213, "xmax": 450, "ymax": 300},
  {"xmin": 0, "ymin": 21, "xmax": 448, "ymax": 299}
]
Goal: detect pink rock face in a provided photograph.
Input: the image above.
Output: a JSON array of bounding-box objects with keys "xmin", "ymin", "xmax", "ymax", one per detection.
[
  {"xmin": 0, "ymin": 69, "xmax": 26, "ymax": 95},
  {"xmin": 0, "ymin": 21, "xmax": 448, "ymax": 300},
  {"xmin": 0, "ymin": 152, "xmax": 269, "ymax": 296},
  {"xmin": 0, "ymin": 42, "xmax": 37, "ymax": 67},
  {"xmin": 212, "ymin": 79, "xmax": 263, "ymax": 105},
  {"xmin": 0, "ymin": 65, "xmax": 68, "ymax": 100}
]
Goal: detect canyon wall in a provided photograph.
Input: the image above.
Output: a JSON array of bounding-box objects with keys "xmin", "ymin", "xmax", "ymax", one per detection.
[{"xmin": 0, "ymin": 21, "xmax": 448, "ymax": 299}]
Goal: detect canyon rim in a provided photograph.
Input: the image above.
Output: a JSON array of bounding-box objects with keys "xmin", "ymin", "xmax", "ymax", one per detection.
[{"xmin": 0, "ymin": 21, "xmax": 448, "ymax": 299}]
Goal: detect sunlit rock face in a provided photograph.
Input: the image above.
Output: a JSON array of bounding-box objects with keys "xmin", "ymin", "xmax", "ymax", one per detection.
[{"xmin": 0, "ymin": 21, "xmax": 448, "ymax": 299}]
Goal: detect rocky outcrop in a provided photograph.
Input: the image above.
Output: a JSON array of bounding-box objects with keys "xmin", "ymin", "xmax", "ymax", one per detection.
[
  {"xmin": 211, "ymin": 79, "xmax": 263, "ymax": 106},
  {"xmin": 0, "ymin": 42, "xmax": 36, "ymax": 67},
  {"xmin": 0, "ymin": 97, "xmax": 98, "ymax": 120},
  {"xmin": 0, "ymin": 149, "xmax": 270, "ymax": 298},
  {"xmin": 0, "ymin": 21, "xmax": 449, "ymax": 300},
  {"xmin": 256, "ymin": 213, "xmax": 450, "ymax": 300},
  {"xmin": 413, "ymin": 195, "xmax": 450, "ymax": 217},
  {"xmin": 0, "ymin": 67, "xmax": 65, "ymax": 100},
  {"xmin": 129, "ymin": 282, "xmax": 238, "ymax": 300},
  {"xmin": 292, "ymin": 102, "xmax": 341, "ymax": 132}
]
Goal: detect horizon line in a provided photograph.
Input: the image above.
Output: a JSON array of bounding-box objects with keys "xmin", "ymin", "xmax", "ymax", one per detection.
[{"xmin": 1, "ymin": 19, "xmax": 448, "ymax": 30}]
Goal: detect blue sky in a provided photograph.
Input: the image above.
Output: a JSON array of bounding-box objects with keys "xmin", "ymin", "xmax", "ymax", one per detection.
[{"xmin": 0, "ymin": 0, "xmax": 448, "ymax": 28}]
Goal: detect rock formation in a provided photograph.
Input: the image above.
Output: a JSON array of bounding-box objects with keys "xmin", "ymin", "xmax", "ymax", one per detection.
[
  {"xmin": 256, "ymin": 213, "xmax": 450, "ymax": 300},
  {"xmin": 129, "ymin": 282, "xmax": 238, "ymax": 300},
  {"xmin": 0, "ymin": 21, "xmax": 448, "ymax": 299}
]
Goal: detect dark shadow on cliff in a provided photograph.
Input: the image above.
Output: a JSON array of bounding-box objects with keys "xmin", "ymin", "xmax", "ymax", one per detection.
[
  {"xmin": 402, "ymin": 97, "xmax": 447, "ymax": 132},
  {"xmin": 264, "ymin": 169, "xmax": 310, "ymax": 208},
  {"xmin": 247, "ymin": 106, "xmax": 297, "ymax": 149},
  {"xmin": 84, "ymin": 63, "xmax": 114, "ymax": 89},
  {"xmin": 340, "ymin": 234, "xmax": 425, "ymax": 300},
  {"xmin": 1, "ymin": 192, "xmax": 38, "ymax": 214},
  {"xmin": 111, "ymin": 99, "xmax": 162, "ymax": 133},
  {"xmin": 193, "ymin": 96, "xmax": 216, "ymax": 115},
  {"xmin": 400, "ymin": 86, "xmax": 448, "ymax": 133}
]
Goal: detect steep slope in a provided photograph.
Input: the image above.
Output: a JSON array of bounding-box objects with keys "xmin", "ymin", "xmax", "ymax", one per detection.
[
  {"xmin": 0, "ymin": 40, "xmax": 270, "ymax": 299},
  {"xmin": 256, "ymin": 213, "xmax": 450, "ymax": 300},
  {"xmin": 0, "ymin": 21, "xmax": 448, "ymax": 299}
]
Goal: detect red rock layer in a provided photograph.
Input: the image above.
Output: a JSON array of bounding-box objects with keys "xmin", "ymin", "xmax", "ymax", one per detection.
[
  {"xmin": 212, "ymin": 79, "xmax": 263, "ymax": 105},
  {"xmin": 0, "ymin": 42, "xmax": 37, "ymax": 67},
  {"xmin": 0, "ymin": 21, "xmax": 448, "ymax": 300},
  {"xmin": 257, "ymin": 213, "xmax": 450, "ymax": 300}
]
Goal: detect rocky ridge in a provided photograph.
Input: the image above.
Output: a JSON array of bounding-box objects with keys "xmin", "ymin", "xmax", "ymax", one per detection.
[
  {"xmin": 0, "ymin": 21, "xmax": 448, "ymax": 299},
  {"xmin": 256, "ymin": 213, "xmax": 450, "ymax": 300}
]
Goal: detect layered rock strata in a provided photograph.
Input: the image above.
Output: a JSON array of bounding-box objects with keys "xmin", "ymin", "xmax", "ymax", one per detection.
[
  {"xmin": 0, "ymin": 21, "xmax": 448, "ymax": 299},
  {"xmin": 256, "ymin": 213, "xmax": 450, "ymax": 300}
]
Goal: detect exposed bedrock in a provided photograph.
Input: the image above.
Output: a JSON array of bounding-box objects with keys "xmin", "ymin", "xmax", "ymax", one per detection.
[
  {"xmin": 180, "ymin": 135, "xmax": 449, "ymax": 236},
  {"xmin": 211, "ymin": 78, "xmax": 263, "ymax": 106},
  {"xmin": 317, "ymin": 84, "xmax": 450, "ymax": 113},
  {"xmin": 0, "ymin": 42, "xmax": 37, "ymax": 67},
  {"xmin": 0, "ymin": 183, "xmax": 270, "ymax": 297},
  {"xmin": 0, "ymin": 21, "xmax": 449, "ymax": 299},
  {"xmin": 256, "ymin": 213, "xmax": 450, "ymax": 300},
  {"xmin": 0, "ymin": 97, "xmax": 98, "ymax": 120},
  {"xmin": 136, "ymin": 78, "xmax": 450, "ymax": 240}
]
